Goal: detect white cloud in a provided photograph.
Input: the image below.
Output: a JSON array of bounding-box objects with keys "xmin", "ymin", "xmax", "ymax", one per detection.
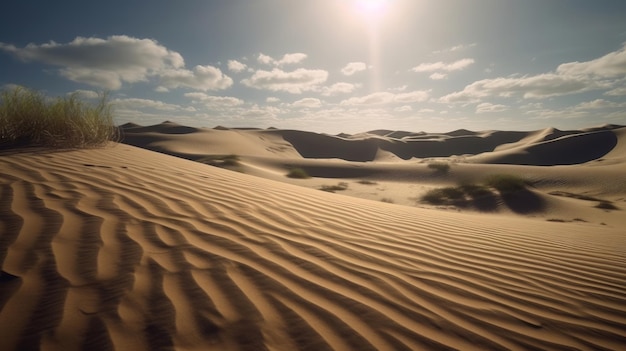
[
  {"xmin": 442, "ymin": 44, "xmax": 626, "ymax": 103},
  {"xmin": 277, "ymin": 53, "xmax": 307, "ymax": 66},
  {"xmin": 341, "ymin": 62, "xmax": 367, "ymax": 76},
  {"xmin": 476, "ymin": 102, "xmax": 508, "ymax": 113},
  {"xmin": 266, "ymin": 97, "xmax": 280, "ymax": 103},
  {"xmin": 394, "ymin": 105, "xmax": 412, "ymax": 112},
  {"xmin": 394, "ymin": 91, "xmax": 430, "ymax": 103},
  {"xmin": 429, "ymin": 72, "xmax": 447, "ymax": 80},
  {"xmin": 440, "ymin": 73, "xmax": 600, "ymax": 103},
  {"xmin": 574, "ymin": 99, "xmax": 625, "ymax": 110},
  {"xmin": 341, "ymin": 90, "xmax": 429, "ymax": 105},
  {"xmin": 184, "ymin": 92, "xmax": 244, "ymax": 107},
  {"xmin": 341, "ymin": 92, "xmax": 394, "ymax": 105},
  {"xmin": 241, "ymin": 68, "xmax": 328, "ymax": 94},
  {"xmin": 412, "ymin": 58, "xmax": 475, "ymax": 72},
  {"xmin": 0, "ymin": 35, "xmax": 235, "ymax": 92},
  {"xmin": 556, "ymin": 44, "xmax": 626, "ymax": 78},
  {"xmin": 159, "ymin": 65, "xmax": 232, "ymax": 91},
  {"xmin": 256, "ymin": 53, "xmax": 307, "ymax": 66},
  {"xmin": 433, "ymin": 43, "xmax": 477, "ymax": 54},
  {"xmin": 292, "ymin": 98, "xmax": 322, "ymax": 108},
  {"xmin": 257, "ymin": 53, "xmax": 274, "ymax": 65},
  {"xmin": 320, "ymin": 82, "xmax": 358, "ymax": 96},
  {"xmin": 605, "ymin": 85, "xmax": 626, "ymax": 96},
  {"xmin": 0, "ymin": 35, "xmax": 185, "ymax": 90},
  {"xmin": 227, "ymin": 60, "xmax": 247, "ymax": 73},
  {"xmin": 113, "ymin": 98, "xmax": 194, "ymax": 111}
]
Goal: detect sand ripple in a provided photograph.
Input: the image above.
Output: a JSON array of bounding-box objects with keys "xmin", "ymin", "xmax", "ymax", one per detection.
[{"xmin": 1, "ymin": 145, "xmax": 625, "ymax": 350}]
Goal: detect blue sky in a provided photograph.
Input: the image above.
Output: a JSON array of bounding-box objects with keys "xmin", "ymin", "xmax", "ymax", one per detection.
[{"xmin": 1, "ymin": 0, "xmax": 626, "ymax": 133}]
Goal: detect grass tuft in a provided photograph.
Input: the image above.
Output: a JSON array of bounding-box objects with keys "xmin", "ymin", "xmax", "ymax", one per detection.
[
  {"xmin": 286, "ymin": 167, "xmax": 310, "ymax": 179},
  {"xmin": 320, "ymin": 182, "xmax": 349, "ymax": 193},
  {"xmin": 427, "ymin": 162, "xmax": 450, "ymax": 174},
  {"xmin": 484, "ymin": 174, "xmax": 528, "ymax": 194},
  {"xmin": 0, "ymin": 86, "xmax": 118, "ymax": 148}
]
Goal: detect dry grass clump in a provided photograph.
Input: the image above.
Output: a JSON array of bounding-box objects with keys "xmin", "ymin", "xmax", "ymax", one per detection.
[
  {"xmin": 286, "ymin": 167, "xmax": 311, "ymax": 179},
  {"xmin": 484, "ymin": 174, "xmax": 528, "ymax": 194},
  {"xmin": 0, "ymin": 86, "xmax": 118, "ymax": 148},
  {"xmin": 320, "ymin": 182, "xmax": 349, "ymax": 193},
  {"xmin": 427, "ymin": 162, "xmax": 450, "ymax": 174}
]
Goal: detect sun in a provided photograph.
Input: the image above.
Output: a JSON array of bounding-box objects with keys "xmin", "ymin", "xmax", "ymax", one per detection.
[{"xmin": 353, "ymin": 0, "xmax": 392, "ymax": 20}]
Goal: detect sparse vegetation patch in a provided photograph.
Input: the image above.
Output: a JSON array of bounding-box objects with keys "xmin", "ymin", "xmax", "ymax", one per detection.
[
  {"xmin": 427, "ymin": 162, "xmax": 450, "ymax": 174},
  {"xmin": 199, "ymin": 154, "xmax": 241, "ymax": 168},
  {"xmin": 320, "ymin": 182, "xmax": 349, "ymax": 193},
  {"xmin": 286, "ymin": 167, "xmax": 310, "ymax": 179},
  {"xmin": 484, "ymin": 174, "xmax": 528, "ymax": 194}
]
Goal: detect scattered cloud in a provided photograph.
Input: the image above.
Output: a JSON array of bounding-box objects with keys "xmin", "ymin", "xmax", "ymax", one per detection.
[
  {"xmin": 227, "ymin": 60, "xmax": 247, "ymax": 73},
  {"xmin": 429, "ymin": 72, "xmax": 447, "ymax": 80},
  {"xmin": 320, "ymin": 82, "xmax": 358, "ymax": 96},
  {"xmin": 266, "ymin": 97, "xmax": 280, "ymax": 103},
  {"xmin": 0, "ymin": 35, "xmax": 186, "ymax": 90},
  {"xmin": 158, "ymin": 65, "xmax": 233, "ymax": 91},
  {"xmin": 442, "ymin": 44, "xmax": 626, "ymax": 103},
  {"xmin": 340, "ymin": 90, "xmax": 429, "ymax": 105},
  {"xmin": 605, "ymin": 86, "xmax": 626, "ymax": 96},
  {"xmin": 292, "ymin": 98, "xmax": 322, "ymax": 108},
  {"xmin": 0, "ymin": 35, "xmax": 235, "ymax": 92},
  {"xmin": 241, "ymin": 68, "xmax": 328, "ymax": 94},
  {"xmin": 556, "ymin": 44, "xmax": 626, "ymax": 78},
  {"xmin": 476, "ymin": 102, "xmax": 508, "ymax": 113},
  {"xmin": 433, "ymin": 43, "xmax": 477, "ymax": 54},
  {"xmin": 412, "ymin": 58, "xmax": 475, "ymax": 73},
  {"xmin": 256, "ymin": 53, "xmax": 308, "ymax": 66},
  {"xmin": 394, "ymin": 105, "xmax": 412, "ymax": 112},
  {"xmin": 113, "ymin": 98, "xmax": 195, "ymax": 112},
  {"xmin": 184, "ymin": 92, "xmax": 244, "ymax": 107},
  {"xmin": 341, "ymin": 62, "xmax": 367, "ymax": 76}
]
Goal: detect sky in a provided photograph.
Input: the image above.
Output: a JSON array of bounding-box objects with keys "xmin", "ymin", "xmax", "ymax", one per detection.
[{"xmin": 1, "ymin": 0, "xmax": 626, "ymax": 133}]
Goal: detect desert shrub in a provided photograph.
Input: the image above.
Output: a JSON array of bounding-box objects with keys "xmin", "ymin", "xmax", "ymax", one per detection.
[
  {"xmin": 596, "ymin": 201, "xmax": 618, "ymax": 210},
  {"xmin": 380, "ymin": 198, "xmax": 394, "ymax": 203},
  {"xmin": 0, "ymin": 86, "xmax": 118, "ymax": 148},
  {"xmin": 459, "ymin": 184, "xmax": 493, "ymax": 199},
  {"xmin": 199, "ymin": 154, "xmax": 241, "ymax": 168},
  {"xmin": 358, "ymin": 180, "xmax": 378, "ymax": 185},
  {"xmin": 484, "ymin": 174, "xmax": 527, "ymax": 194},
  {"xmin": 286, "ymin": 167, "xmax": 310, "ymax": 179},
  {"xmin": 421, "ymin": 187, "xmax": 463, "ymax": 205},
  {"xmin": 427, "ymin": 162, "xmax": 450, "ymax": 173},
  {"xmin": 320, "ymin": 182, "xmax": 349, "ymax": 192}
]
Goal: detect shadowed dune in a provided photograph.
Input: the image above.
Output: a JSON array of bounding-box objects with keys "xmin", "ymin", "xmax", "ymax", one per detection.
[
  {"xmin": 1, "ymin": 144, "xmax": 625, "ymax": 350},
  {"xmin": 120, "ymin": 123, "xmax": 624, "ymax": 165}
]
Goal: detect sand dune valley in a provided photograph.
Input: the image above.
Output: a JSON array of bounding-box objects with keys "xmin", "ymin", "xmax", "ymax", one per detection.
[{"xmin": 1, "ymin": 121, "xmax": 626, "ymax": 351}]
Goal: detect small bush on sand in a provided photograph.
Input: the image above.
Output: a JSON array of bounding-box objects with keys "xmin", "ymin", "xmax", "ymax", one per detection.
[
  {"xmin": 320, "ymin": 182, "xmax": 349, "ymax": 193},
  {"xmin": 427, "ymin": 162, "xmax": 450, "ymax": 173},
  {"xmin": 421, "ymin": 187, "xmax": 464, "ymax": 205},
  {"xmin": 484, "ymin": 174, "xmax": 528, "ymax": 194},
  {"xmin": 0, "ymin": 86, "xmax": 118, "ymax": 148},
  {"xmin": 287, "ymin": 167, "xmax": 310, "ymax": 179},
  {"xmin": 596, "ymin": 201, "xmax": 618, "ymax": 210},
  {"xmin": 358, "ymin": 180, "xmax": 378, "ymax": 185}
]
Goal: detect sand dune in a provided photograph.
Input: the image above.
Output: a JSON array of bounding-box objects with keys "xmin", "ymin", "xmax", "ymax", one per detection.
[
  {"xmin": 1, "ymin": 142, "xmax": 625, "ymax": 350},
  {"xmin": 121, "ymin": 122, "xmax": 624, "ymax": 164}
]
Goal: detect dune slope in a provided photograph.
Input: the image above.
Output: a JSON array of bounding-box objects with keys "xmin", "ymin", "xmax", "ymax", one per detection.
[{"xmin": 1, "ymin": 144, "xmax": 625, "ymax": 351}]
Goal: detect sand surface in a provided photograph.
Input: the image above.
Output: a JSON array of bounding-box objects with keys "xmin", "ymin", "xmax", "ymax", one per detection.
[{"xmin": 1, "ymin": 123, "xmax": 625, "ymax": 350}]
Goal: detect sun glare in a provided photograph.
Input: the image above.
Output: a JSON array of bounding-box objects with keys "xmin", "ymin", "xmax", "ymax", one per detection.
[{"xmin": 354, "ymin": 0, "xmax": 391, "ymax": 20}]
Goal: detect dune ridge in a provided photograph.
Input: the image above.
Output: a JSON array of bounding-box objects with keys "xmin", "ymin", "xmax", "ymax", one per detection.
[
  {"xmin": 1, "ymin": 144, "xmax": 625, "ymax": 350},
  {"xmin": 121, "ymin": 122, "xmax": 625, "ymax": 166}
]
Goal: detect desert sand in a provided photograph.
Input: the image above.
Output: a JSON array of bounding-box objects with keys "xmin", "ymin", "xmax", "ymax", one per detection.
[{"xmin": 1, "ymin": 122, "xmax": 625, "ymax": 350}]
